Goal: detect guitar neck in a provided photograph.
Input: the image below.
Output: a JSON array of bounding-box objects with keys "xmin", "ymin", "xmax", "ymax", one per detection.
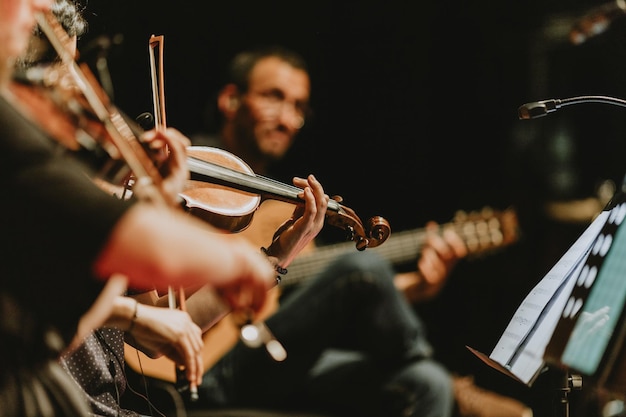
[
  {"xmin": 282, "ymin": 227, "xmax": 430, "ymax": 287},
  {"xmin": 281, "ymin": 207, "xmax": 519, "ymax": 287}
]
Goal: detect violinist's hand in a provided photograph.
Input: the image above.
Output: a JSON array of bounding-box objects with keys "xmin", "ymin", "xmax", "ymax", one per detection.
[
  {"xmin": 214, "ymin": 236, "xmax": 280, "ymax": 315},
  {"xmin": 125, "ymin": 302, "xmax": 204, "ymax": 388},
  {"xmin": 265, "ymin": 174, "xmax": 328, "ymax": 267},
  {"xmin": 395, "ymin": 221, "xmax": 468, "ymax": 304},
  {"xmin": 141, "ymin": 127, "xmax": 191, "ymax": 205}
]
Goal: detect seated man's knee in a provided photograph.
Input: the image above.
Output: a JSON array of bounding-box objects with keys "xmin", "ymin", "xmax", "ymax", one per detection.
[{"xmin": 383, "ymin": 359, "xmax": 454, "ymax": 417}]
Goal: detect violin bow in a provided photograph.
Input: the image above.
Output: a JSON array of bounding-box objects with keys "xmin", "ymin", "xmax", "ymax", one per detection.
[
  {"xmin": 147, "ymin": 34, "xmax": 200, "ymax": 400},
  {"xmin": 148, "ymin": 36, "xmax": 287, "ymax": 365}
]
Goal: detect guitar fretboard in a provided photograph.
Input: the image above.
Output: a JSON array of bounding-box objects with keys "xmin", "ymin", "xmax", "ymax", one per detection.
[{"xmin": 282, "ymin": 207, "xmax": 519, "ymax": 287}]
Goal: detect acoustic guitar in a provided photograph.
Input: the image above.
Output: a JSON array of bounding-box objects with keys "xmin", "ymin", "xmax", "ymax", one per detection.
[{"xmin": 125, "ymin": 202, "xmax": 520, "ymax": 382}]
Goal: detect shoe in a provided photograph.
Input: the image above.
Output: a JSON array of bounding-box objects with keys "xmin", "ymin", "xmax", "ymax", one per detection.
[{"xmin": 453, "ymin": 375, "xmax": 533, "ymax": 417}]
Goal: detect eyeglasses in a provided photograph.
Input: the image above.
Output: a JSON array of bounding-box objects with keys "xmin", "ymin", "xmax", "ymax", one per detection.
[{"xmin": 245, "ymin": 90, "xmax": 310, "ymax": 129}]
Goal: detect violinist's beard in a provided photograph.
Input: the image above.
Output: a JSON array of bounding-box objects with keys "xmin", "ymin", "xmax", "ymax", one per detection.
[
  {"xmin": 230, "ymin": 123, "xmax": 289, "ymax": 173},
  {"xmin": 253, "ymin": 122, "xmax": 296, "ymax": 162},
  {"xmin": 257, "ymin": 133, "xmax": 292, "ymax": 161}
]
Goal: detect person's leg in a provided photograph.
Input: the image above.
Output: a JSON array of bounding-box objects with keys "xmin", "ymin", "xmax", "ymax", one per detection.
[
  {"xmin": 270, "ymin": 251, "xmax": 433, "ymax": 361},
  {"xmin": 193, "ymin": 251, "xmax": 445, "ymax": 413},
  {"xmin": 303, "ymin": 349, "xmax": 454, "ymax": 417}
]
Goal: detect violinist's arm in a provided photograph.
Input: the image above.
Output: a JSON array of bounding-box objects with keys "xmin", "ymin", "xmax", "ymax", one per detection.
[{"xmin": 395, "ymin": 222, "xmax": 468, "ymax": 304}]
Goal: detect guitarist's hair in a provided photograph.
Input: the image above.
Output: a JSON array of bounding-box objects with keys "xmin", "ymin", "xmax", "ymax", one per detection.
[{"xmin": 227, "ymin": 45, "xmax": 309, "ymax": 93}]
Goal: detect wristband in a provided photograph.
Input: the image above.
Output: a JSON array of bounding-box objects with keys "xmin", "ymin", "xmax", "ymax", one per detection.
[{"xmin": 260, "ymin": 246, "xmax": 288, "ymax": 276}]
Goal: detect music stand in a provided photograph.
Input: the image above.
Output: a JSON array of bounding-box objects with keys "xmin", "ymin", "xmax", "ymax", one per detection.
[
  {"xmin": 545, "ymin": 189, "xmax": 626, "ymax": 401},
  {"xmin": 469, "ymin": 188, "xmax": 626, "ymax": 417}
]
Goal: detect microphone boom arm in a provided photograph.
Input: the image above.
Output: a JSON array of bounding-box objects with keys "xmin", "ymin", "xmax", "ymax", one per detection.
[{"xmin": 518, "ymin": 95, "xmax": 626, "ymax": 119}]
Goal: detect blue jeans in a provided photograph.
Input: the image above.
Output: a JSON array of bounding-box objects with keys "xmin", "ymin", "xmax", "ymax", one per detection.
[{"xmin": 190, "ymin": 251, "xmax": 454, "ymax": 417}]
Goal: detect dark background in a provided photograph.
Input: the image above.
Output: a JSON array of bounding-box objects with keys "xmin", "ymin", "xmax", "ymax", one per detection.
[
  {"xmin": 75, "ymin": 1, "xmax": 626, "ymax": 414},
  {"xmin": 76, "ymin": 0, "xmax": 626, "ymax": 230}
]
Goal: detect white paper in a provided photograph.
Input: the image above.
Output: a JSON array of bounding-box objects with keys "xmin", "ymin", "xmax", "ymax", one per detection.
[{"xmin": 486, "ymin": 210, "xmax": 611, "ymax": 385}]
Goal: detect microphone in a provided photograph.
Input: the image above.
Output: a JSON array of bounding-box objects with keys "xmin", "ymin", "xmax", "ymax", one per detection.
[
  {"xmin": 569, "ymin": 0, "xmax": 626, "ymax": 45},
  {"xmin": 518, "ymin": 95, "xmax": 626, "ymax": 119}
]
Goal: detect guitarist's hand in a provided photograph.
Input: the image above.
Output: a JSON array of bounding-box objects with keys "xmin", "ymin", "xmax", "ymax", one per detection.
[
  {"xmin": 124, "ymin": 302, "xmax": 204, "ymax": 387},
  {"xmin": 396, "ymin": 222, "xmax": 468, "ymax": 304},
  {"xmin": 265, "ymin": 174, "xmax": 328, "ymax": 267}
]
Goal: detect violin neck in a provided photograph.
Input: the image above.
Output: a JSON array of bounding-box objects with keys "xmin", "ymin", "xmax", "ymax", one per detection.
[{"xmin": 187, "ymin": 156, "xmax": 341, "ymax": 212}]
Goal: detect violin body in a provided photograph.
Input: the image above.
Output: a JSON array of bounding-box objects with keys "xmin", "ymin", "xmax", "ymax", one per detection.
[{"xmin": 183, "ymin": 147, "xmax": 261, "ymax": 232}]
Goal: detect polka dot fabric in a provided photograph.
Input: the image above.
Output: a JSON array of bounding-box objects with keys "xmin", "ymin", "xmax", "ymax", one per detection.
[{"xmin": 60, "ymin": 328, "xmax": 139, "ymax": 416}]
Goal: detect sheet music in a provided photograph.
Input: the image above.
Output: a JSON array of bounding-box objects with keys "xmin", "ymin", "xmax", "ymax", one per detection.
[
  {"xmin": 487, "ymin": 210, "xmax": 610, "ymax": 385},
  {"xmin": 558, "ymin": 201, "xmax": 626, "ymax": 377}
]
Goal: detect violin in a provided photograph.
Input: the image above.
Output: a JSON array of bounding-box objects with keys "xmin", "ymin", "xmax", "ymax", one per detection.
[{"xmin": 183, "ymin": 146, "xmax": 391, "ymax": 250}]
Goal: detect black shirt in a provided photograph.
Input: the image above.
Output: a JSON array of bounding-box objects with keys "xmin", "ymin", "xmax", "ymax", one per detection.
[{"xmin": 0, "ymin": 94, "xmax": 135, "ymax": 355}]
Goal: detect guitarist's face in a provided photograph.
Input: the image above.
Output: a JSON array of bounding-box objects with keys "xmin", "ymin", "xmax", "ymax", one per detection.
[{"xmin": 234, "ymin": 57, "xmax": 311, "ymax": 165}]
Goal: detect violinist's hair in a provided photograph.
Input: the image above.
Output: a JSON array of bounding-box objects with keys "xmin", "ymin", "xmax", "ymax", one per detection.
[
  {"xmin": 227, "ymin": 45, "xmax": 309, "ymax": 93},
  {"xmin": 49, "ymin": 0, "xmax": 88, "ymax": 38},
  {"xmin": 17, "ymin": 0, "xmax": 88, "ymax": 69}
]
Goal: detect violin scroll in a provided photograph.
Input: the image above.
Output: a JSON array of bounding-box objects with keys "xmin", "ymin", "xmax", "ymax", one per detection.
[
  {"xmin": 325, "ymin": 196, "xmax": 391, "ymax": 250},
  {"xmin": 366, "ymin": 215, "xmax": 392, "ymax": 248}
]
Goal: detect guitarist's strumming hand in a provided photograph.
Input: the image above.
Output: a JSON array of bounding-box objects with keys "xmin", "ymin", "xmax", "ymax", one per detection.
[{"xmin": 396, "ymin": 221, "xmax": 468, "ymax": 304}]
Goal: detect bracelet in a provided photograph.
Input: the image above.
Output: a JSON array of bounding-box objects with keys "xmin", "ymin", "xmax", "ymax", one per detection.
[
  {"xmin": 127, "ymin": 299, "xmax": 139, "ymax": 333},
  {"xmin": 260, "ymin": 246, "xmax": 288, "ymax": 275}
]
